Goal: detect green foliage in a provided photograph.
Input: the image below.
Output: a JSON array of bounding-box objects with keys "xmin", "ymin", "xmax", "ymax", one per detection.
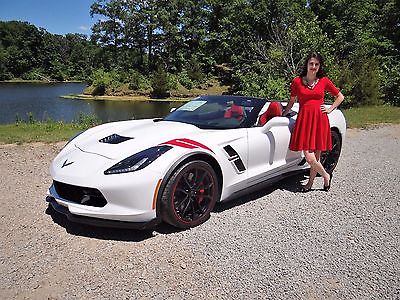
[
  {"xmin": 236, "ymin": 72, "xmax": 263, "ymax": 97},
  {"xmin": 337, "ymin": 51, "xmax": 382, "ymax": 108},
  {"xmin": 232, "ymin": 68, "xmax": 288, "ymax": 100},
  {"xmin": 88, "ymin": 69, "xmax": 121, "ymax": 95},
  {"xmin": 0, "ymin": 21, "xmax": 97, "ymax": 81},
  {"xmin": 186, "ymin": 57, "xmax": 206, "ymax": 85},
  {"xmin": 74, "ymin": 112, "xmax": 101, "ymax": 127},
  {"xmin": 2, "ymin": 2, "xmax": 400, "ymax": 107},
  {"xmin": 126, "ymin": 69, "xmax": 150, "ymax": 91},
  {"xmin": 381, "ymin": 58, "xmax": 400, "ymax": 106},
  {"xmin": 151, "ymin": 65, "xmax": 172, "ymax": 98},
  {"xmin": 178, "ymin": 70, "xmax": 194, "ymax": 89}
]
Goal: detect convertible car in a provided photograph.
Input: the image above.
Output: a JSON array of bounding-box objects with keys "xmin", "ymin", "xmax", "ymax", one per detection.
[{"xmin": 46, "ymin": 95, "xmax": 346, "ymax": 229}]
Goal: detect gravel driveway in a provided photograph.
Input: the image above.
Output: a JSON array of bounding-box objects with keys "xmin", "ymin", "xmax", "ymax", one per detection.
[{"xmin": 0, "ymin": 125, "xmax": 399, "ymax": 300}]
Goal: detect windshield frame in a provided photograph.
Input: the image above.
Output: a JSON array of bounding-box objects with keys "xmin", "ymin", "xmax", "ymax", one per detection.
[{"xmin": 164, "ymin": 95, "xmax": 267, "ymax": 130}]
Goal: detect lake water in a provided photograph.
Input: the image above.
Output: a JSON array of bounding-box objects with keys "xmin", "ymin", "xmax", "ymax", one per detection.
[{"xmin": 0, "ymin": 82, "xmax": 182, "ymax": 124}]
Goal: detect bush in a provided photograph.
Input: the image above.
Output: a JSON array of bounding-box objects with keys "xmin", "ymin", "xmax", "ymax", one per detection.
[
  {"xmin": 74, "ymin": 112, "xmax": 100, "ymax": 127},
  {"xmin": 382, "ymin": 59, "xmax": 400, "ymax": 106},
  {"xmin": 127, "ymin": 69, "xmax": 150, "ymax": 91},
  {"xmin": 337, "ymin": 52, "xmax": 382, "ymax": 108},
  {"xmin": 178, "ymin": 70, "xmax": 194, "ymax": 89},
  {"xmin": 90, "ymin": 84, "xmax": 106, "ymax": 96},
  {"xmin": 231, "ymin": 68, "xmax": 288, "ymax": 100},
  {"xmin": 89, "ymin": 69, "xmax": 121, "ymax": 96},
  {"xmin": 151, "ymin": 65, "xmax": 171, "ymax": 98},
  {"xmin": 186, "ymin": 57, "xmax": 205, "ymax": 84}
]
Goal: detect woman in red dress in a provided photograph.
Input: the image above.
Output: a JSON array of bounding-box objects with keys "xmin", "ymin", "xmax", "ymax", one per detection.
[{"xmin": 282, "ymin": 52, "xmax": 344, "ymax": 192}]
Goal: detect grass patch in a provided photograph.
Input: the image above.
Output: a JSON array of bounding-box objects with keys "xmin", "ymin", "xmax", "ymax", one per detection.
[
  {"xmin": 0, "ymin": 113, "xmax": 99, "ymax": 144},
  {"xmin": 0, "ymin": 122, "xmax": 87, "ymax": 144},
  {"xmin": 343, "ymin": 105, "xmax": 400, "ymax": 128}
]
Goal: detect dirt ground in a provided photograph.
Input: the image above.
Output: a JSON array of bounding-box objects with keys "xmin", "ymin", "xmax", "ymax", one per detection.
[{"xmin": 0, "ymin": 125, "xmax": 399, "ymax": 299}]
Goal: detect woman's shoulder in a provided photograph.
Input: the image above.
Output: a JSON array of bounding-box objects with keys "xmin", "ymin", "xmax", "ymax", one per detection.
[
  {"xmin": 319, "ymin": 76, "xmax": 333, "ymax": 83},
  {"xmin": 292, "ymin": 76, "xmax": 302, "ymax": 84}
]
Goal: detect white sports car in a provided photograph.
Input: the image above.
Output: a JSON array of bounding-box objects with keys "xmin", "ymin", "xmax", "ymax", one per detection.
[{"xmin": 47, "ymin": 95, "xmax": 346, "ymax": 229}]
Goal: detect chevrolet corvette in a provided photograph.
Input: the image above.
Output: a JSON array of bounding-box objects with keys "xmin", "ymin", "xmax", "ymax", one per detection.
[{"xmin": 46, "ymin": 95, "xmax": 346, "ymax": 229}]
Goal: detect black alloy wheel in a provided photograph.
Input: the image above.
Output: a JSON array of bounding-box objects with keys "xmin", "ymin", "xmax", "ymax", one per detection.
[
  {"xmin": 160, "ymin": 160, "xmax": 219, "ymax": 229},
  {"xmin": 321, "ymin": 130, "xmax": 342, "ymax": 174}
]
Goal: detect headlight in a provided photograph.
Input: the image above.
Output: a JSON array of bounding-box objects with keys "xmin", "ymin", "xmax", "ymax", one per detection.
[{"xmin": 104, "ymin": 145, "xmax": 173, "ymax": 175}]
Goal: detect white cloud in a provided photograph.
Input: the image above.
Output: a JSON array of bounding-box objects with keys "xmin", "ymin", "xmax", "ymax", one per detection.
[{"xmin": 79, "ymin": 25, "xmax": 89, "ymax": 31}]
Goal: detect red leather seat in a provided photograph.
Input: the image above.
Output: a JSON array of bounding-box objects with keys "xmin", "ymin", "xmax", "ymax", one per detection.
[
  {"xmin": 258, "ymin": 101, "xmax": 282, "ymax": 126},
  {"xmin": 224, "ymin": 103, "xmax": 245, "ymax": 121}
]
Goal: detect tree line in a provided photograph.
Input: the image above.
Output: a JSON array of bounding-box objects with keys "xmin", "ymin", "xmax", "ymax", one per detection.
[{"xmin": 1, "ymin": 0, "xmax": 399, "ymax": 107}]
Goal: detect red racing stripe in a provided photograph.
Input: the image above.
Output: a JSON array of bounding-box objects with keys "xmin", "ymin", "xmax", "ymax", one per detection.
[
  {"xmin": 161, "ymin": 138, "xmax": 214, "ymax": 153},
  {"xmin": 162, "ymin": 139, "xmax": 197, "ymax": 149},
  {"xmin": 178, "ymin": 138, "xmax": 214, "ymax": 153}
]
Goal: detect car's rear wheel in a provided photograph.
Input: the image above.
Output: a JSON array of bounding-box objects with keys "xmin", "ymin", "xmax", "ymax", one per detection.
[
  {"xmin": 321, "ymin": 130, "xmax": 342, "ymax": 174},
  {"xmin": 160, "ymin": 160, "xmax": 218, "ymax": 229}
]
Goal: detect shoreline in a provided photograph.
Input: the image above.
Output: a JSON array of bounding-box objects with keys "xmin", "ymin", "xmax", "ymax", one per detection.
[
  {"xmin": 0, "ymin": 80, "xmax": 85, "ymax": 84},
  {"xmin": 61, "ymin": 94, "xmax": 193, "ymax": 102}
]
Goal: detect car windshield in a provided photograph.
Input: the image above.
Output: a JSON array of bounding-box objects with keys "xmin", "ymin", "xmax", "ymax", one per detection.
[{"xmin": 164, "ymin": 95, "xmax": 266, "ymax": 129}]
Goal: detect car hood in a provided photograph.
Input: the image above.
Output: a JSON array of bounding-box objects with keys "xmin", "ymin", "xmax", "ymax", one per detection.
[{"xmin": 74, "ymin": 119, "xmax": 204, "ymax": 160}]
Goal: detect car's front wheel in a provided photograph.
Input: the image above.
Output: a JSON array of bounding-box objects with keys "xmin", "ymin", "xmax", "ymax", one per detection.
[
  {"xmin": 160, "ymin": 160, "xmax": 219, "ymax": 229},
  {"xmin": 321, "ymin": 129, "xmax": 342, "ymax": 174}
]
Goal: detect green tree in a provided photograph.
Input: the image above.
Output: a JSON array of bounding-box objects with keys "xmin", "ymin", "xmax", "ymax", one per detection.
[{"xmin": 0, "ymin": 21, "xmax": 43, "ymax": 78}]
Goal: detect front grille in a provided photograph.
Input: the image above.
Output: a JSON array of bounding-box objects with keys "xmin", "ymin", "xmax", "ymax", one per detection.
[{"xmin": 53, "ymin": 181, "xmax": 107, "ymax": 207}]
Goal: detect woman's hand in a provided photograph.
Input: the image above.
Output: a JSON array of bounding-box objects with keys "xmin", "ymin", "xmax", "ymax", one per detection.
[
  {"xmin": 322, "ymin": 92, "xmax": 345, "ymax": 114},
  {"xmin": 321, "ymin": 105, "xmax": 332, "ymax": 114}
]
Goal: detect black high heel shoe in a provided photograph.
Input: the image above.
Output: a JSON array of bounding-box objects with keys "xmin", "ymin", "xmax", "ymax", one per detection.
[
  {"xmin": 323, "ymin": 173, "xmax": 333, "ymax": 192},
  {"xmin": 301, "ymin": 186, "xmax": 312, "ymax": 193}
]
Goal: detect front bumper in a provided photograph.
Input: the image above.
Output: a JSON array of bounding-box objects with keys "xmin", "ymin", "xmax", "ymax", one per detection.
[{"xmin": 46, "ymin": 196, "xmax": 160, "ymax": 229}]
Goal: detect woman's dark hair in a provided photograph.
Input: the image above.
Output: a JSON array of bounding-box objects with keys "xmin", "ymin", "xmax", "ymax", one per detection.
[{"xmin": 300, "ymin": 52, "xmax": 326, "ymax": 78}]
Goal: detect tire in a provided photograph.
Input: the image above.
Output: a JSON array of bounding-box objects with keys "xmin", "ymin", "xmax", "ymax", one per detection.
[
  {"xmin": 160, "ymin": 160, "xmax": 219, "ymax": 229},
  {"xmin": 321, "ymin": 130, "xmax": 342, "ymax": 174}
]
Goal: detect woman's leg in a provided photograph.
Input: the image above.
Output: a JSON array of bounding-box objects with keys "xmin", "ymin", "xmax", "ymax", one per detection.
[{"xmin": 303, "ymin": 150, "xmax": 330, "ymax": 188}]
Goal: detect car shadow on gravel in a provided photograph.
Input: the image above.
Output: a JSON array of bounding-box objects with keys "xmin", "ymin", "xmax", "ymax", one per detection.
[
  {"xmin": 214, "ymin": 173, "xmax": 307, "ymax": 212},
  {"xmin": 45, "ymin": 205, "xmax": 182, "ymax": 242},
  {"xmin": 45, "ymin": 174, "xmax": 307, "ymax": 241}
]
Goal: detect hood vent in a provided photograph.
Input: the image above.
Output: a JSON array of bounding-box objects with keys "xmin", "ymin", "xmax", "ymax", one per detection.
[{"xmin": 99, "ymin": 134, "xmax": 133, "ymax": 144}]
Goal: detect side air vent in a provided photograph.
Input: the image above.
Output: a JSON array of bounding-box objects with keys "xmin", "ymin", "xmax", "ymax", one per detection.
[
  {"xmin": 99, "ymin": 134, "xmax": 133, "ymax": 144},
  {"xmin": 234, "ymin": 159, "xmax": 246, "ymax": 172},
  {"xmin": 223, "ymin": 145, "xmax": 237, "ymax": 157},
  {"xmin": 223, "ymin": 145, "xmax": 246, "ymax": 172}
]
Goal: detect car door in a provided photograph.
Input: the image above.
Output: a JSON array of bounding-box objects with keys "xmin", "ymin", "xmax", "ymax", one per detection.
[{"xmin": 246, "ymin": 116, "xmax": 302, "ymax": 186}]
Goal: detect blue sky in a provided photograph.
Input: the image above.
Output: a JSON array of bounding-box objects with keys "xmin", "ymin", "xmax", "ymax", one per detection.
[{"xmin": 0, "ymin": 0, "xmax": 100, "ymax": 35}]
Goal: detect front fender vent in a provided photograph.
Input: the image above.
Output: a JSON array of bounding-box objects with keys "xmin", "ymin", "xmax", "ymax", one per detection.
[
  {"xmin": 99, "ymin": 134, "xmax": 133, "ymax": 144},
  {"xmin": 223, "ymin": 145, "xmax": 246, "ymax": 172}
]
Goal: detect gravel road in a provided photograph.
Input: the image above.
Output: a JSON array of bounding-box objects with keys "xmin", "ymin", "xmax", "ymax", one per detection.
[{"xmin": 0, "ymin": 125, "xmax": 399, "ymax": 300}]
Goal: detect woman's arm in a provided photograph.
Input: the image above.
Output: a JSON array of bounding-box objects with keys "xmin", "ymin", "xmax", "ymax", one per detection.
[
  {"xmin": 282, "ymin": 96, "xmax": 296, "ymax": 116},
  {"xmin": 321, "ymin": 92, "xmax": 344, "ymax": 114}
]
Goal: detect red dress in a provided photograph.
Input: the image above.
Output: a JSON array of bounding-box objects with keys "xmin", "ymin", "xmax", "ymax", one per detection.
[{"xmin": 289, "ymin": 76, "xmax": 339, "ymax": 151}]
